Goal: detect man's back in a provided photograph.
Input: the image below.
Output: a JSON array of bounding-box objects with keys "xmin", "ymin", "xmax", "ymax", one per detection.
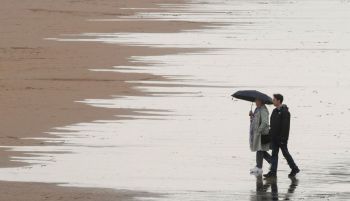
[{"xmin": 270, "ymin": 104, "xmax": 290, "ymax": 143}]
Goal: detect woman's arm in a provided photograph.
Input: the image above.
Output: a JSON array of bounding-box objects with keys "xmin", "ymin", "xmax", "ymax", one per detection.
[{"xmin": 257, "ymin": 109, "xmax": 269, "ymax": 134}]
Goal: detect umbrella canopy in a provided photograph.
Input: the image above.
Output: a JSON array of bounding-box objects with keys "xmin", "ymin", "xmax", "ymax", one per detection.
[{"xmin": 231, "ymin": 90, "xmax": 273, "ymax": 105}]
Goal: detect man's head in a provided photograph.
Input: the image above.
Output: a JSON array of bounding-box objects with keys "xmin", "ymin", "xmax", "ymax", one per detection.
[
  {"xmin": 272, "ymin": 94, "xmax": 284, "ymax": 107},
  {"xmin": 255, "ymin": 98, "xmax": 264, "ymax": 107}
]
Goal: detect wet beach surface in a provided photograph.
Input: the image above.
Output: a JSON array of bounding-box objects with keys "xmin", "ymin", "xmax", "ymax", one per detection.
[{"xmin": 1, "ymin": 0, "xmax": 350, "ymax": 200}]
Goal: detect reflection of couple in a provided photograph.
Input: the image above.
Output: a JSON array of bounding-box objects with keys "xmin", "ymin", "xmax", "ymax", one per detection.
[
  {"xmin": 249, "ymin": 94, "xmax": 300, "ymax": 178},
  {"xmin": 251, "ymin": 175, "xmax": 299, "ymax": 201}
]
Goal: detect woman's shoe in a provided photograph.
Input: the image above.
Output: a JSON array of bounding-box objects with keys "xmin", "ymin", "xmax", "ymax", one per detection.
[
  {"xmin": 250, "ymin": 166, "xmax": 259, "ymax": 173},
  {"xmin": 250, "ymin": 167, "xmax": 263, "ymax": 174},
  {"xmin": 256, "ymin": 168, "xmax": 263, "ymax": 174}
]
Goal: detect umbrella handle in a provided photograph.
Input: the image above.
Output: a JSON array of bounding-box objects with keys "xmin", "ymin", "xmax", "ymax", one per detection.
[{"xmin": 250, "ymin": 102, "xmax": 253, "ymax": 112}]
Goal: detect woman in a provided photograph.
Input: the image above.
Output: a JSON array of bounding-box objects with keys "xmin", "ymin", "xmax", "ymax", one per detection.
[{"xmin": 249, "ymin": 98, "xmax": 271, "ymax": 174}]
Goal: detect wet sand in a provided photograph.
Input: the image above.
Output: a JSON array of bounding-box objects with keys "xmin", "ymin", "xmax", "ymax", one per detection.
[
  {"xmin": 0, "ymin": 181, "xmax": 161, "ymax": 201},
  {"xmin": 0, "ymin": 0, "xmax": 207, "ymax": 199}
]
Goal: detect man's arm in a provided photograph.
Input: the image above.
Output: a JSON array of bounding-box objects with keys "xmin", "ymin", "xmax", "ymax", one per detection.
[{"xmin": 280, "ymin": 110, "xmax": 290, "ymax": 143}]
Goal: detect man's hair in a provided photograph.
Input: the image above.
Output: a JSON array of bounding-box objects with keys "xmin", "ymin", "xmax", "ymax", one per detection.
[{"xmin": 273, "ymin": 94, "xmax": 284, "ymax": 103}]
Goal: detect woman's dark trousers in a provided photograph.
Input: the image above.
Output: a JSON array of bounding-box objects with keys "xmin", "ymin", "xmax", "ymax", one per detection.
[{"xmin": 256, "ymin": 151, "xmax": 272, "ymax": 168}]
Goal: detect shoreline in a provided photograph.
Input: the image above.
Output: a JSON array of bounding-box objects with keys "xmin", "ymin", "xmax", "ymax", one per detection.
[{"xmin": 0, "ymin": 0, "xmax": 208, "ymax": 199}]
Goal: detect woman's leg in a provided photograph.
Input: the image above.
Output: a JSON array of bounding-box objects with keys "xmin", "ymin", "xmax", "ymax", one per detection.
[
  {"xmin": 257, "ymin": 151, "xmax": 271, "ymax": 168},
  {"xmin": 256, "ymin": 151, "xmax": 263, "ymax": 168}
]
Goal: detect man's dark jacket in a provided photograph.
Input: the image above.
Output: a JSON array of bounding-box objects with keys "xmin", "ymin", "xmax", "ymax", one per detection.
[{"xmin": 269, "ymin": 104, "xmax": 290, "ymax": 144}]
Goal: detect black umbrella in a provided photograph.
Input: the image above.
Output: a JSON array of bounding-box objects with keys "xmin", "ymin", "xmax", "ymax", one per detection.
[{"xmin": 231, "ymin": 90, "xmax": 273, "ymax": 105}]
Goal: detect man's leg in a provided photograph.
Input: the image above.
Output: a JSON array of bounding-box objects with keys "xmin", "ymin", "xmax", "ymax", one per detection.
[
  {"xmin": 270, "ymin": 142, "xmax": 280, "ymax": 174},
  {"xmin": 280, "ymin": 143, "xmax": 298, "ymax": 170},
  {"xmin": 262, "ymin": 151, "xmax": 272, "ymax": 164}
]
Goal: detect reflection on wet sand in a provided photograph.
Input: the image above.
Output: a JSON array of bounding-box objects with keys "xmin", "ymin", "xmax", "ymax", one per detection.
[{"xmin": 252, "ymin": 175, "xmax": 298, "ymax": 201}]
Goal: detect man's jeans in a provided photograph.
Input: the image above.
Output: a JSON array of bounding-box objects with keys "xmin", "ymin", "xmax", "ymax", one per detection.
[{"xmin": 270, "ymin": 142, "xmax": 298, "ymax": 174}]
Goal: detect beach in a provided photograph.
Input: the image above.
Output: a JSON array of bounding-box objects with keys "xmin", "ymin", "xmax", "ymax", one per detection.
[
  {"xmin": 1, "ymin": 0, "xmax": 350, "ymax": 200},
  {"xmin": 0, "ymin": 0, "xmax": 205, "ymax": 199}
]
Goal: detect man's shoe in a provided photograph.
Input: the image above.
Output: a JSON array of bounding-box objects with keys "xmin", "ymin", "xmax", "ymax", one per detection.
[
  {"xmin": 263, "ymin": 172, "xmax": 276, "ymax": 178},
  {"xmin": 288, "ymin": 168, "xmax": 300, "ymax": 177}
]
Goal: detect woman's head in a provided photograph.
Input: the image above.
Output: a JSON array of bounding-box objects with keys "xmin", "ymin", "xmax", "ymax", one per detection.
[{"xmin": 255, "ymin": 98, "xmax": 264, "ymax": 107}]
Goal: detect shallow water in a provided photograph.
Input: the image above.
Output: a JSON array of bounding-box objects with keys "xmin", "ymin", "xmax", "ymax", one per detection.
[{"xmin": 1, "ymin": 0, "xmax": 350, "ymax": 200}]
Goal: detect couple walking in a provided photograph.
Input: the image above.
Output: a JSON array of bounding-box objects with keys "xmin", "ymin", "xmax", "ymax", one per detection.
[{"xmin": 249, "ymin": 94, "xmax": 300, "ymax": 178}]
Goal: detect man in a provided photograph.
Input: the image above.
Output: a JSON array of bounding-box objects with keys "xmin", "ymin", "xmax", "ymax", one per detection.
[{"xmin": 264, "ymin": 94, "xmax": 300, "ymax": 178}]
